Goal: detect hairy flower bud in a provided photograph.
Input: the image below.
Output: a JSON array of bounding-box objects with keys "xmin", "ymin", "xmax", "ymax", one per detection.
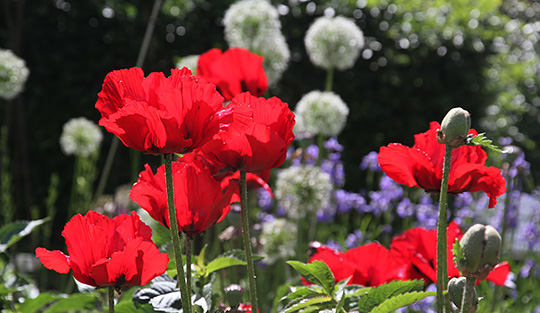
[
  {"xmin": 448, "ymin": 277, "xmax": 477, "ymax": 312},
  {"xmin": 438, "ymin": 107, "xmax": 471, "ymax": 147},
  {"xmin": 224, "ymin": 284, "xmax": 245, "ymax": 307},
  {"xmin": 456, "ymin": 224, "xmax": 501, "ymax": 279}
]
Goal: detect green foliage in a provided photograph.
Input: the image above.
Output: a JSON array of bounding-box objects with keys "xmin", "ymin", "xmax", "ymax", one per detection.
[
  {"xmin": 356, "ymin": 280, "xmax": 424, "ymax": 313},
  {"xmin": 369, "ymin": 291, "xmax": 438, "ymax": 313},
  {"xmin": 15, "ymin": 292, "xmax": 98, "ymax": 313},
  {"xmin": 0, "ymin": 218, "xmax": 49, "ymax": 253},
  {"xmin": 453, "ymin": 237, "xmax": 465, "ymax": 272},
  {"xmin": 467, "ymin": 133, "xmax": 503, "ymax": 153},
  {"xmin": 287, "ymin": 261, "xmax": 335, "ymax": 296}
]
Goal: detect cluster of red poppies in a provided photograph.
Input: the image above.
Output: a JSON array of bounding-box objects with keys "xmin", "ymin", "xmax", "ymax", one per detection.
[
  {"xmin": 306, "ymin": 222, "xmax": 510, "ymax": 288},
  {"xmin": 35, "ymin": 47, "xmax": 293, "ymax": 291}
]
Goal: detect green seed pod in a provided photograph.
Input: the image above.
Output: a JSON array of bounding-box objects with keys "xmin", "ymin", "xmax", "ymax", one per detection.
[
  {"xmin": 457, "ymin": 224, "xmax": 502, "ymax": 279},
  {"xmin": 448, "ymin": 277, "xmax": 477, "ymax": 312},
  {"xmin": 439, "ymin": 107, "xmax": 471, "ymax": 147}
]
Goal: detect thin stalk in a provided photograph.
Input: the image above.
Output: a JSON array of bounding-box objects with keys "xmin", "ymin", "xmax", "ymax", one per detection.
[
  {"xmin": 185, "ymin": 235, "xmax": 193, "ymax": 310},
  {"xmin": 108, "ymin": 286, "xmax": 115, "ymax": 313},
  {"xmin": 164, "ymin": 154, "xmax": 191, "ymax": 313},
  {"xmin": 436, "ymin": 145, "xmax": 453, "ymax": 313},
  {"xmin": 239, "ymin": 170, "xmax": 259, "ymax": 312},
  {"xmin": 460, "ymin": 277, "xmax": 477, "ymax": 313},
  {"xmin": 325, "ymin": 67, "xmax": 334, "ymax": 92},
  {"xmin": 316, "ymin": 133, "xmax": 324, "ymax": 166},
  {"xmin": 94, "ymin": 0, "xmax": 163, "ymax": 202}
]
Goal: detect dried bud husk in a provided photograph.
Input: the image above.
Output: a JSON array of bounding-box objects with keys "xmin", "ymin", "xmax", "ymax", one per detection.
[
  {"xmin": 448, "ymin": 277, "xmax": 477, "ymax": 312},
  {"xmin": 456, "ymin": 224, "xmax": 501, "ymax": 279},
  {"xmin": 438, "ymin": 107, "xmax": 471, "ymax": 147}
]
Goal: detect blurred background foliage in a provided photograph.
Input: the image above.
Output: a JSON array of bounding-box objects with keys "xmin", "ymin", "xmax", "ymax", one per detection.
[{"xmin": 1, "ymin": 0, "xmax": 539, "ymax": 239}]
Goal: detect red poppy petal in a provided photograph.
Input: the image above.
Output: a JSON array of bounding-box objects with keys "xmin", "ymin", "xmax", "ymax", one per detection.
[
  {"xmin": 96, "ymin": 67, "xmax": 146, "ymax": 118},
  {"xmin": 484, "ymin": 262, "xmax": 511, "ymax": 286},
  {"xmin": 378, "ymin": 144, "xmax": 428, "ymax": 189},
  {"xmin": 449, "ymin": 164, "xmax": 506, "ymax": 208},
  {"xmin": 35, "ymin": 248, "xmax": 70, "ymax": 274}
]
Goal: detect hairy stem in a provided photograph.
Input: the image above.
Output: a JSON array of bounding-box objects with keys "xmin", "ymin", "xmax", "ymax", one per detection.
[
  {"xmin": 240, "ymin": 170, "xmax": 259, "ymax": 312},
  {"xmin": 436, "ymin": 145, "xmax": 453, "ymax": 313},
  {"xmin": 461, "ymin": 277, "xmax": 477, "ymax": 313},
  {"xmin": 164, "ymin": 154, "xmax": 191, "ymax": 313},
  {"xmin": 108, "ymin": 286, "xmax": 115, "ymax": 313},
  {"xmin": 325, "ymin": 66, "xmax": 334, "ymax": 92}
]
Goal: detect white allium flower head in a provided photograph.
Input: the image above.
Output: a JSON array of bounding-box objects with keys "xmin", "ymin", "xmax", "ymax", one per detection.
[
  {"xmin": 0, "ymin": 49, "xmax": 30, "ymax": 100},
  {"xmin": 275, "ymin": 164, "xmax": 333, "ymax": 219},
  {"xmin": 304, "ymin": 16, "xmax": 364, "ymax": 70},
  {"xmin": 295, "ymin": 90, "xmax": 349, "ymax": 137},
  {"xmin": 224, "ymin": 0, "xmax": 290, "ymax": 86},
  {"xmin": 60, "ymin": 117, "xmax": 103, "ymax": 157},
  {"xmin": 259, "ymin": 217, "xmax": 297, "ymax": 265},
  {"xmin": 175, "ymin": 55, "xmax": 199, "ymax": 75}
]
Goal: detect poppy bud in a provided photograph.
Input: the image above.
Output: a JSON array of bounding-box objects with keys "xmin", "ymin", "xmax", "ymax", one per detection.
[
  {"xmin": 448, "ymin": 277, "xmax": 477, "ymax": 312},
  {"xmin": 438, "ymin": 107, "xmax": 471, "ymax": 147},
  {"xmin": 456, "ymin": 224, "xmax": 501, "ymax": 279}
]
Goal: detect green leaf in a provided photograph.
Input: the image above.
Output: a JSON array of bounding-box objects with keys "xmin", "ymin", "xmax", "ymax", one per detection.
[
  {"xmin": 467, "ymin": 133, "xmax": 503, "ymax": 153},
  {"xmin": 287, "ymin": 261, "xmax": 335, "ymax": 296},
  {"xmin": 453, "ymin": 238, "xmax": 464, "ymax": 271},
  {"xmin": 197, "ymin": 245, "xmax": 208, "ymax": 269},
  {"xmin": 204, "ymin": 256, "xmax": 246, "ymax": 278},
  {"xmin": 357, "ymin": 280, "xmax": 424, "ymax": 313},
  {"xmin": 43, "ymin": 293, "xmax": 97, "ymax": 313},
  {"xmin": 0, "ymin": 218, "xmax": 50, "ymax": 253},
  {"xmin": 16, "ymin": 292, "xmax": 62, "ymax": 313},
  {"xmin": 369, "ymin": 291, "xmax": 437, "ymax": 313},
  {"xmin": 115, "ymin": 301, "xmax": 155, "ymax": 313},
  {"xmin": 282, "ymin": 287, "xmax": 323, "ymax": 301},
  {"xmin": 280, "ymin": 295, "xmax": 334, "ymax": 313}
]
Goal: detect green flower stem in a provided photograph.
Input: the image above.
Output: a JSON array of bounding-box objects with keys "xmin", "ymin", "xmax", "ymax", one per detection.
[
  {"xmin": 460, "ymin": 277, "xmax": 477, "ymax": 313},
  {"xmin": 185, "ymin": 234, "xmax": 193, "ymax": 310},
  {"xmin": 239, "ymin": 170, "xmax": 259, "ymax": 313},
  {"xmin": 108, "ymin": 286, "xmax": 115, "ymax": 313},
  {"xmin": 164, "ymin": 154, "xmax": 191, "ymax": 313},
  {"xmin": 436, "ymin": 145, "xmax": 453, "ymax": 313},
  {"xmin": 316, "ymin": 133, "xmax": 325, "ymax": 166},
  {"xmin": 325, "ymin": 66, "xmax": 334, "ymax": 91}
]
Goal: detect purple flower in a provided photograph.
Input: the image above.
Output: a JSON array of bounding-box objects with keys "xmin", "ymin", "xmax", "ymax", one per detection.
[
  {"xmin": 325, "ymin": 239, "xmax": 343, "ymax": 252},
  {"xmin": 345, "ymin": 230, "xmax": 363, "ymax": 249},
  {"xmin": 520, "ymin": 259, "xmax": 536, "ymax": 278},
  {"xmin": 359, "ymin": 151, "xmax": 380, "ymax": 172},
  {"xmin": 324, "ymin": 137, "xmax": 344, "ymax": 152},
  {"xmin": 396, "ymin": 198, "xmax": 415, "ymax": 218},
  {"xmin": 498, "ymin": 136, "xmax": 513, "ymax": 146},
  {"xmin": 257, "ymin": 188, "xmax": 274, "ymax": 211},
  {"xmin": 334, "ymin": 189, "xmax": 366, "ymax": 214},
  {"xmin": 305, "ymin": 144, "xmax": 319, "ymax": 165},
  {"xmin": 317, "ymin": 206, "xmax": 336, "ymax": 223}
]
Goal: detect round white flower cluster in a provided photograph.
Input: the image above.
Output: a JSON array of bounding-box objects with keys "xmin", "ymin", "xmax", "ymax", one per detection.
[
  {"xmin": 304, "ymin": 16, "xmax": 364, "ymax": 71},
  {"xmin": 259, "ymin": 217, "xmax": 297, "ymax": 265},
  {"xmin": 0, "ymin": 49, "xmax": 30, "ymax": 100},
  {"xmin": 294, "ymin": 90, "xmax": 349, "ymax": 137},
  {"xmin": 60, "ymin": 117, "xmax": 103, "ymax": 157},
  {"xmin": 275, "ymin": 164, "xmax": 333, "ymax": 219},
  {"xmin": 223, "ymin": 0, "xmax": 290, "ymax": 86},
  {"xmin": 175, "ymin": 55, "xmax": 199, "ymax": 75}
]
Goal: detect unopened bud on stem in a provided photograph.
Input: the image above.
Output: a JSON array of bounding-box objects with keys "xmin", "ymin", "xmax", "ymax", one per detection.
[
  {"xmin": 437, "ymin": 107, "xmax": 471, "ymax": 147},
  {"xmin": 456, "ymin": 224, "xmax": 501, "ymax": 280}
]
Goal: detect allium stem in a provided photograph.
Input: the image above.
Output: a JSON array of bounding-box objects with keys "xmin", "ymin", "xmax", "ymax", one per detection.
[
  {"xmin": 108, "ymin": 286, "xmax": 115, "ymax": 313},
  {"xmin": 239, "ymin": 170, "xmax": 259, "ymax": 312},
  {"xmin": 164, "ymin": 154, "xmax": 191, "ymax": 313},
  {"xmin": 460, "ymin": 277, "xmax": 477, "ymax": 313},
  {"xmin": 436, "ymin": 145, "xmax": 453, "ymax": 313},
  {"xmin": 325, "ymin": 67, "xmax": 334, "ymax": 91}
]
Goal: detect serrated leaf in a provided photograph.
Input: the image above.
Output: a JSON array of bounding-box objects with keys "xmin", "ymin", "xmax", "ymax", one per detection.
[
  {"xmin": 282, "ymin": 287, "xmax": 323, "ymax": 301},
  {"xmin": 287, "ymin": 261, "xmax": 335, "ymax": 296},
  {"xmin": 197, "ymin": 245, "xmax": 208, "ymax": 269},
  {"xmin": 16, "ymin": 292, "xmax": 62, "ymax": 313},
  {"xmin": 115, "ymin": 301, "xmax": 155, "ymax": 313},
  {"xmin": 467, "ymin": 133, "xmax": 503, "ymax": 153},
  {"xmin": 370, "ymin": 291, "xmax": 437, "ymax": 313},
  {"xmin": 357, "ymin": 280, "xmax": 424, "ymax": 313},
  {"xmin": 0, "ymin": 218, "xmax": 49, "ymax": 253},
  {"xmin": 453, "ymin": 238, "xmax": 464, "ymax": 270},
  {"xmin": 43, "ymin": 293, "xmax": 97, "ymax": 313},
  {"xmin": 280, "ymin": 295, "xmax": 333, "ymax": 313}
]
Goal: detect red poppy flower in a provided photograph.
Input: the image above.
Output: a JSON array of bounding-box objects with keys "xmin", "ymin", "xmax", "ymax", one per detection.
[
  {"xmin": 201, "ymin": 92, "xmax": 295, "ymax": 173},
  {"xmin": 35, "ymin": 211, "xmax": 168, "ymax": 289},
  {"xmin": 95, "ymin": 67, "xmax": 229, "ymax": 154},
  {"xmin": 305, "ymin": 242, "xmax": 408, "ymax": 286},
  {"xmin": 129, "ymin": 153, "xmax": 238, "ymax": 237},
  {"xmin": 378, "ymin": 121, "xmax": 506, "ymax": 208},
  {"xmin": 197, "ymin": 48, "xmax": 268, "ymax": 101},
  {"xmin": 389, "ymin": 222, "xmax": 511, "ymax": 286}
]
